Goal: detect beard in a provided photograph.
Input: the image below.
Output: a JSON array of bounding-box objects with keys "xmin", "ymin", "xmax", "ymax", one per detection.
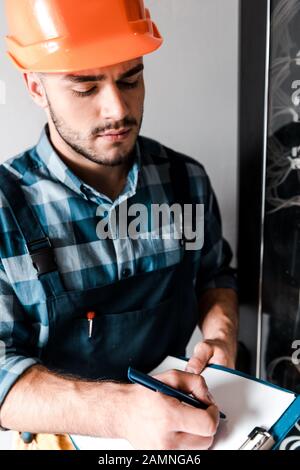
[{"xmin": 46, "ymin": 95, "xmax": 143, "ymax": 167}]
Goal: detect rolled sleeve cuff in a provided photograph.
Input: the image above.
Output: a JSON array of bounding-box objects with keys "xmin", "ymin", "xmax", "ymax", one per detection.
[
  {"xmin": 0, "ymin": 356, "xmax": 41, "ymax": 431},
  {"xmin": 197, "ymin": 269, "xmax": 238, "ymax": 296}
]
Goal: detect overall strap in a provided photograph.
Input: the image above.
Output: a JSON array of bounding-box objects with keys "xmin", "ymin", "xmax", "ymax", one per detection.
[
  {"xmin": 0, "ymin": 165, "xmax": 66, "ymax": 296},
  {"xmin": 167, "ymin": 147, "xmax": 197, "ymax": 248}
]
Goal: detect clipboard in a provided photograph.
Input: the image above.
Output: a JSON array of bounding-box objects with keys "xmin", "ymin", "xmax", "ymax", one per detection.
[
  {"xmin": 253, "ymin": 393, "xmax": 300, "ymax": 450},
  {"xmin": 151, "ymin": 356, "xmax": 300, "ymax": 450},
  {"xmin": 70, "ymin": 356, "xmax": 300, "ymax": 450},
  {"xmin": 222, "ymin": 377, "xmax": 300, "ymax": 450}
]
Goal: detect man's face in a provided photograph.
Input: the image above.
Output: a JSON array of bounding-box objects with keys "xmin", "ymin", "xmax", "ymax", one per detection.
[{"xmin": 38, "ymin": 58, "xmax": 145, "ymax": 166}]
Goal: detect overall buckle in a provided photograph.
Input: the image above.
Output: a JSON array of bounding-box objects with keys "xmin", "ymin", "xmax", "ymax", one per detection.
[{"xmin": 28, "ymin": 237, "xmax": 57, "ymax": 275}]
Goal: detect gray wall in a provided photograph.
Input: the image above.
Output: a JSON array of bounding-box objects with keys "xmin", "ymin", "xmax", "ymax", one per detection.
[
  {"xmin": 0, "ymin": 0, "xmax": 239, "ymax": 448},
  {"xmin": 145, "ymin": 1, "xmax": 239, "ymax": 262}
]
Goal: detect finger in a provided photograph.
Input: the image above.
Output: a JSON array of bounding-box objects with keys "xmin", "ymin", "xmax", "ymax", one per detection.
[
  {"xmin": 185, "ymin": 342, "xmax": 214, "ymax": 374},
  {"xmin": 153, "ymin": 369, "xmax": 212, "ymax": 405},
  {"xmin": 174, "ymin": 402, "xmax": 220, "ymax": 437},
  {"xmin": 152, "ymin": 370, "xmax": 220, "ymax": 437},
  {"xmin": 205, "ymin": 342, "xmax": 235, "ymax": 369},
  {"xmin": 173, "ymin": 432, "xmax": 214, "ymax": 450}
]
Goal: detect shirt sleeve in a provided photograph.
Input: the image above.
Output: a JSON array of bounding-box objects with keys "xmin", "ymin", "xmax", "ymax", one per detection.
[
  {"xmin": 0, "ymin": 262, "xmax": 41, "ymax": 431},
  {"xmin": 195, "ymin": 171, "xmax": 238, "ymax": 296}
]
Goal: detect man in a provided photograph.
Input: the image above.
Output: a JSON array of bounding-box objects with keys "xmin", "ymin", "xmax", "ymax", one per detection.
[{"xmin": 0, "ymin": 0, "xmax": 238, "ymax": 450}]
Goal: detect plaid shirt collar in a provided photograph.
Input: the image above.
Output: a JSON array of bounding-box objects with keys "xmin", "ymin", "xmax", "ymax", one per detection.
[{"xmin": 36, "ymin": 124, "xmax": 142, "ymax": 204}]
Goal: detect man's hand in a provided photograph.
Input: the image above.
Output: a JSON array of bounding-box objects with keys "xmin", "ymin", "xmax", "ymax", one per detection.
[
  {"xmin": 186, "ymin": 288, "xmax": 238, "ymax": 374},
  {"xmin": 122, "ymin": 369, "xmax": 220, "ymax": 450},
  {"xmin": 185, "ymin": 338, "xmax": 237, "ymax": 375}
]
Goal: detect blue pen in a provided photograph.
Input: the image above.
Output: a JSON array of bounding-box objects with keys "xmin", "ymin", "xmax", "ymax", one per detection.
[{"xmin": 128, "ymin": 367, "xmax": 226, "ymax": 420}]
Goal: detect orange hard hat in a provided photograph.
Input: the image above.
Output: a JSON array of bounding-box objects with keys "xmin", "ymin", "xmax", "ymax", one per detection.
[{"xmin": 4, "ymin": 0, "xmax": 163, "ymax": 73}]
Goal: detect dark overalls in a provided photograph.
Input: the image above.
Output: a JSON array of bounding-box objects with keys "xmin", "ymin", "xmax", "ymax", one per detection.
[{"xmin": 0, "ymin": 151, "xmax": 199, "ymax": 442}]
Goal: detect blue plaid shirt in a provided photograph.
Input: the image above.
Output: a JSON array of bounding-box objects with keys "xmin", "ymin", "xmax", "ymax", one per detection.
[{"xmin": 0, "ymin": 126, "xmax": 236, "ymax": 420}]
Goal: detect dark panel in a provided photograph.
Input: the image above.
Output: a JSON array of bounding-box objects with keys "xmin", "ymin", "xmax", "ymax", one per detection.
[
  {"xmin": 238, "ymin": 0, "xmax": 269, "ymax": 302},
  {"xmin": 237, "ymin": 0, "xmax": 269, "ymax": 374},
  {"xmin": 261, "ymin": 0, "xmax": 300, "ymax": 393}
]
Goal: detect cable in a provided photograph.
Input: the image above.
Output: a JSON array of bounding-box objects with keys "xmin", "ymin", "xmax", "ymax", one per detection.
[
  {"xmin": 267, "ymin": 355, "xmax": 300, "ymax": 385},
  {"xmin": 266, "ymin": 0, "xmax": 300, "ymax": 214}
]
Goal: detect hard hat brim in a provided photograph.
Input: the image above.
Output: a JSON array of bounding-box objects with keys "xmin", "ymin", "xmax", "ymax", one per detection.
[{"xmin": 6, "ymin": 30, "xmax": 163, "ymax": 73}]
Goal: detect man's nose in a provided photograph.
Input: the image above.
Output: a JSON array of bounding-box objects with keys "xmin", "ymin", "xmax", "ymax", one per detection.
[{"xmin": 100, "ymin": 84, "xmax": 129, "ymax": 122}]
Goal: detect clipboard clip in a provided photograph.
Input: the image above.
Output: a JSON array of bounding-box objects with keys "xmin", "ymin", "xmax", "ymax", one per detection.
[{"xmin": 239, "ymin": 426, "xmax": 275, "ymax": 450}]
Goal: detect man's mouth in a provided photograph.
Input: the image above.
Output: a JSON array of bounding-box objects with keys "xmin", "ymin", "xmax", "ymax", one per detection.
[{"xmin": 97, "ymin": 128, "xmax": 132, "ymax": 142}]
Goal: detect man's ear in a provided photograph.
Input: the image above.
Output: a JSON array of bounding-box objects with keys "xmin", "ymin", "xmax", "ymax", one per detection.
[{"xmin": 23, "ymin": 72, "xmax": 48, "ymax": 109}]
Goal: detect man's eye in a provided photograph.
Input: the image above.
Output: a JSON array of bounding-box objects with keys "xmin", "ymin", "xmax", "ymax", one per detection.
[
  {"xmin": 71, "ymin": 87, "xmax": 97, "ymax": 98},
  {"xmin": 118, "ymin": 80, "xmax": 139, "ymax": 89}
]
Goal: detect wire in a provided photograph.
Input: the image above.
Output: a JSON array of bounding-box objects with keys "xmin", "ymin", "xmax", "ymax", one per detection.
[
  {"xmin": 266, "ymin": 138, "xmax": 300, "ymax": 213},
  {"xmin": 267, "ymin": 355, "xmax": 300, "ymax": 385},
  {"xmin": 266, "ymin": 0, "xmax": 300, "ymax": 214}
]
